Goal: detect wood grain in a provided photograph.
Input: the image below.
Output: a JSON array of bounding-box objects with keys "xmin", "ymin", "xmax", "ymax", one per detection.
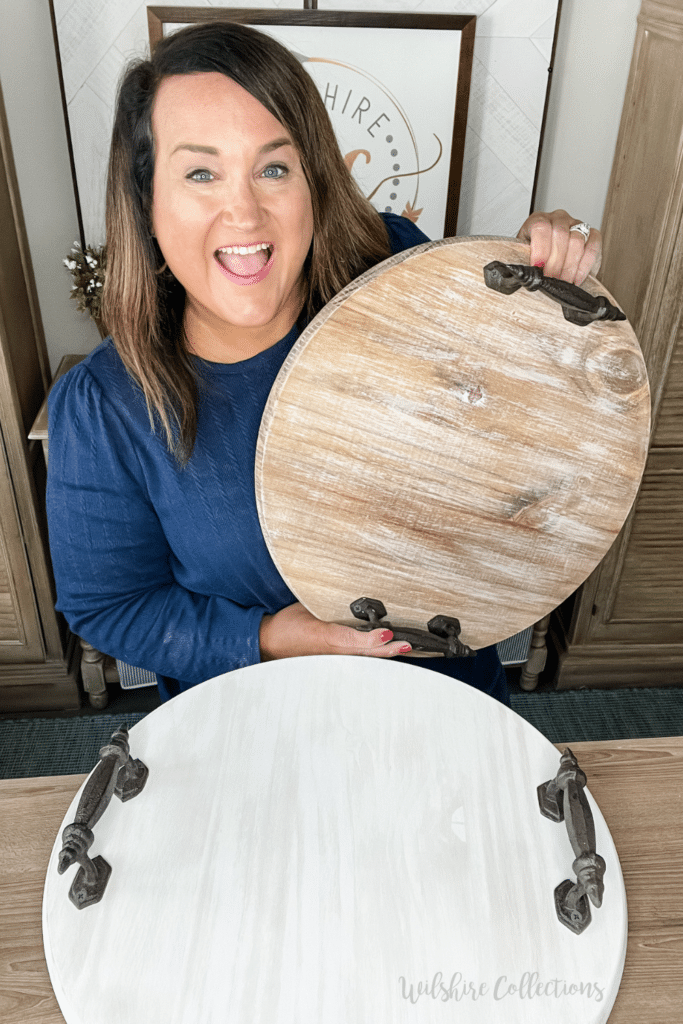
[
  {"xmin": 551, "ymin": 737, "xmax": 683, "ymax": 1023},
  {"xmin": 609, "ymin": 451, "xmax": 683, "ymax": 625},
  {"xmin": 1, "ymin": 719, "xmax": 682, "ymax": 1023},
  {"xmin": 256, "ymin": 237, "xmax": 650, "ymax": 649},
  {"xmin": 652, "ymin": 325, "xmax": 683, "ymax": 447},
  {"xmin": 0, "ymin": 775, "xmax": 85, "ymax": 1024}
]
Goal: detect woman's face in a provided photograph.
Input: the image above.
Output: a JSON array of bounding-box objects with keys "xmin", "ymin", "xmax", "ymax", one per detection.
[{"xmin": 151, "ymin": 72, "xmax": 314, "ymax": 361}]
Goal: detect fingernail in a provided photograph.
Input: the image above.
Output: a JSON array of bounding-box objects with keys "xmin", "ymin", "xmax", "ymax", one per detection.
[
  {"xmin": 399, "ymin": 644, "xmax": 412, "ymax": 653},
  {"xmin": 534, "ymin": 260, "xmax": 545, "ymax": 268},
  {"xmin": 380, "ymin": 629, "xmax": 393, "ymax": 643}
]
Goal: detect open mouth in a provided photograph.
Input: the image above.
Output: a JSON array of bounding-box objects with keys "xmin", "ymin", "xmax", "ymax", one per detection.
[{"xmin": 215, "ymin": 242, "xmax": 274, "ymax": 278}]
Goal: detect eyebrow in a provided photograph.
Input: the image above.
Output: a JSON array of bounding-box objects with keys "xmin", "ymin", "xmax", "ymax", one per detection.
[{"xmin": 171, "ymin": 138, "xmax": 294, "ymax": 157}]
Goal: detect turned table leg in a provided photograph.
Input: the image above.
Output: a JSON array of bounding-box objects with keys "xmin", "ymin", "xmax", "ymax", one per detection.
[
  {"xmin": 79, "ymin": 639, "xmax": 109, "ymax": 708},
  {"xmin": 520, "ymin": 614, "xmax": 551, "ymax": 691}
]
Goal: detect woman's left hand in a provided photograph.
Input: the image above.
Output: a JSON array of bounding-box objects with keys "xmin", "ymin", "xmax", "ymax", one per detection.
[{"xmin": 516, "ymin": 209, "xmax": 602, "ymax": 286}]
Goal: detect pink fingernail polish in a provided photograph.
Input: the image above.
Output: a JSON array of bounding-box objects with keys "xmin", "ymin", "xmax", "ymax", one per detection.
[
  {"xmin": 399, "ymin": 644, "xmax": 412, "ymax": 653},
  {"xmin": 380, "ymin": 629, "xmax": 393, "ymax": 643},
  {"xmin": 534, "ymin": 260, "xmax": 545, "ymax": 268}
]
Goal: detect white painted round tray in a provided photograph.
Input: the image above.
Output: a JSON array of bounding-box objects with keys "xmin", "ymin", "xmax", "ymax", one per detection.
[
  {"xmin": 43, "ymin": 657, "xmax": 627, "ymax": 1024},
  {"xmin": 256, "ymin": 237, "xmax": 650, "ymax": 650}
]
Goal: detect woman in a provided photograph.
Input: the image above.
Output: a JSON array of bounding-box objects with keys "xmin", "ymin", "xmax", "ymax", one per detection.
[{"xmin": 47, "ymin": 22, "xmax": 601, "ymax": 703}]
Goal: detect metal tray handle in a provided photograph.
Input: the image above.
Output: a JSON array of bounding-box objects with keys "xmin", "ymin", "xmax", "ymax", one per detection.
[
  {"xmin": 483, "ymin": 261, "xmax": 626, "ymax": 326},
  {"xmin": 57, "ymin": 724, "xmax": 148, "ymax": 908},
  {"xmin": 538, "ymin": 747, "xmax": 606, "ymax": 934},
  {"xmin": 350, "ymin": 597, "xmax": 474, "ymax": 657}
]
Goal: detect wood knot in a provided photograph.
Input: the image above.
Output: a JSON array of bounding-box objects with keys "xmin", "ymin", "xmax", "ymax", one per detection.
[{"xmin": 584, "ymin": 344, "xmax": 647, "ymax": 400}]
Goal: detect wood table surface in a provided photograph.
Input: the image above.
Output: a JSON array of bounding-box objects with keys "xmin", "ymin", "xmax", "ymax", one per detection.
[{"xmin": 1, "ymin": 735, "xmax": 681, "ymax": 1024}]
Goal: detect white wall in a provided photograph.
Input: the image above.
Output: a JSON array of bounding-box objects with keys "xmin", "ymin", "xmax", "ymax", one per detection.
[
  {"xmin": 533, "ymin": 0, "xmax": 641, "ymax": 228},
  {"xmin": 0, "ymin": 0, "xmax": 100, "ymax": 373},
  {"xmin": 0, "ymin": 0, "xmax": 641, "ymax": 374}
]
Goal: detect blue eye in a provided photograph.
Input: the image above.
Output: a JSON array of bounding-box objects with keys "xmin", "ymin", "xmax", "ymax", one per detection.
[
  {"xmin": 262, "ymin": 164, "xmax": 287, "ymax": 179},
  {"xmin": 188, "ymin": 169, "xmax": 213, "ymax": 182}
]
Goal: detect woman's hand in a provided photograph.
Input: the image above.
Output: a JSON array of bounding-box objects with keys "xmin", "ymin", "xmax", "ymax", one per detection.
[
  {"xmin": 259, "ymin": 602, "xmax": 412, "ymax": 661},
  {"xmin": 516, "ymin": 209, "xmax": 602, "ymax": 286}
]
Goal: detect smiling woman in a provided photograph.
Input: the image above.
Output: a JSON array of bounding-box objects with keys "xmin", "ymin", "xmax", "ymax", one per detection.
[
  {"xmin": 150, "ymin": 72, "xmax": 314, "ymax": 363},
  {"xmin": 100, "ymin": 24, "xmax": 394, "ymax": 460},
  {"xmin": 45, "ymin": 21, "xmax": 600, "ymax": 705}
]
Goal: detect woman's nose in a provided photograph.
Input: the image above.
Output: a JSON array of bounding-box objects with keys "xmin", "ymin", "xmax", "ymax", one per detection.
[{"xmin": 219, "ymin": 177, "xmax": 263, "ymax": 229}]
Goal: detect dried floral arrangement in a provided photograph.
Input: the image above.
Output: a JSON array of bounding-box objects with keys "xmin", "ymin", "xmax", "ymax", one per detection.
[{"xmin": 63, "ymin": 242, "xmax": 107, "ymax": 333}]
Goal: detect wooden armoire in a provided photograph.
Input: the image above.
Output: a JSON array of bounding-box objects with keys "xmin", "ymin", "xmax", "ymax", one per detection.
[
  {"xmin": 552, "ymin": 0, "xmax": 683, "ymax": 687},
  {"xmin": 0, "ymin": 80, "xmax": 79, "ymax": 711}
]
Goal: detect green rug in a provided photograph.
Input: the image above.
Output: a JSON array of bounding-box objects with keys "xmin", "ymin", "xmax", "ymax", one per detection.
[
  {"xmin": 0, "ymin": 713, "xmax": 148, "ymax": 779},
  {"xmin": 1, "ymin": 687, "xmax": 682, "ymax": 779}
]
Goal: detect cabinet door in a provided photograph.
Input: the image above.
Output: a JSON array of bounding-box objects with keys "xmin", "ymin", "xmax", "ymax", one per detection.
[
  {"xmin": 567, "ymin": 192, "xmax": 683, "ymax": 646},
  {"xmin": 0, "ymin": 426, "xmax": 45, "ymax": 661},
  {"xmin": 605, "ymin": 317, "xmax": 683, "ymax": 641},
  {"xmin": 580, "ymin": 451, "xmax": 683, "ymax": 646},
  {"xmin": 556, "ymin": 0, "xmax": 683, "ymax": 686},
  {"xmin": 565, "ymin": 302, "xmax": 683, "ymax": 654}
]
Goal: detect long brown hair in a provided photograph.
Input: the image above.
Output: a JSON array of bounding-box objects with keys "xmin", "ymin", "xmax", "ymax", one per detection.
[{"xmin": 102, "ymin": 21, "xmax": 392, "ymax": 461}]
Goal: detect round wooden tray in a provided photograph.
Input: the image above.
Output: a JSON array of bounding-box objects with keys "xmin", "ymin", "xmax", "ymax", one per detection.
[
  {"xmin": 256, "ymin": 237, "xmax": 650, "ymax": 649},
  {"xmin": 43, "ymin": 657, "xmax": 627, "ymax": 1024}
]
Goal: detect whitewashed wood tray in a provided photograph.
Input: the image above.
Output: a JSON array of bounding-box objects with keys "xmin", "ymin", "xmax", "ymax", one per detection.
[
  {"xmin": 43, "ymin": 657, "xmax": 627, "ymax": 1023},
  {"xmin": 256, "ymin": 237, "xmax": 650, "ymax": 650}
]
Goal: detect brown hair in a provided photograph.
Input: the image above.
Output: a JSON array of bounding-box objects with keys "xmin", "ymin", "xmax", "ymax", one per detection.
[{"xmin": 102, "ymin": 20, "xmax": 392, "ymax": 461}]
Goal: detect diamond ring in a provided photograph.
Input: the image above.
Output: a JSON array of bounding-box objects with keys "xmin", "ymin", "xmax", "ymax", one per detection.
[{"xmin": 569, "ymin": 222, "xmax": 591, "ymax": 243}]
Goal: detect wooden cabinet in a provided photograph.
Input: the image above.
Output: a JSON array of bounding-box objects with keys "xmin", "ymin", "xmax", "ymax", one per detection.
[
  {"xmin": 0, "ymin": 80, "xmax": 78, "ymax": 712},
  {"xmin": 553, "ymin": 0, "xmax": 683, "ymax": 687}
]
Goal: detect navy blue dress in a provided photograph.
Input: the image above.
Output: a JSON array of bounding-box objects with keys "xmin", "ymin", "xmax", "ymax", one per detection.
[{"xmin": 47, "ymin": 214, "xmax": 508, "ymax": 704}]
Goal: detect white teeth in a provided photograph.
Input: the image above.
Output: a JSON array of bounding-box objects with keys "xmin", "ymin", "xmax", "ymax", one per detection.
[{"xmin": 217, "ymin": 242, "xmax": 271, "ymax": 255}]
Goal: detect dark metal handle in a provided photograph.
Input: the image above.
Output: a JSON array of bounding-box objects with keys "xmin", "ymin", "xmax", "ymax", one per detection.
[
  {"xmin": 350, "ymin": 597, "xmax": 475, "ymax": 657},
  {"xmin": 483, "ymin": 261, "xmax": 626, "ymax": 326},
  {"xmin": 57, "ymin": 724, "xmax": 148, "ymax": 908},
  {"xmin": 538, "ymin": 747, "xmax": 606, "ymax": 934}
]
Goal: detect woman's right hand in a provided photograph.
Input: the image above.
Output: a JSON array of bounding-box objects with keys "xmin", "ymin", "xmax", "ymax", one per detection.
[
  {"xmin": 259, "ymin": 602, "xmax": 412, "ymax": 661},
  {"xmin": 516, "ymin": 209, "xmax": 602, "ymax": 285}
]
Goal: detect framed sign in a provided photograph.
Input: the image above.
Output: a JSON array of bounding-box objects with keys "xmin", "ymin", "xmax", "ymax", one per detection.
[{"xmin": 147, "ymin": 8, "xmax": 474, "ymax": 240}]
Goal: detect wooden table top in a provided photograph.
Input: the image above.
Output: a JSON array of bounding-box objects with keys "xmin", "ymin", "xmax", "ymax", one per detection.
[{"xmin": 1, "ymin": 735, "xmax": 681, "ymax": 1024}]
